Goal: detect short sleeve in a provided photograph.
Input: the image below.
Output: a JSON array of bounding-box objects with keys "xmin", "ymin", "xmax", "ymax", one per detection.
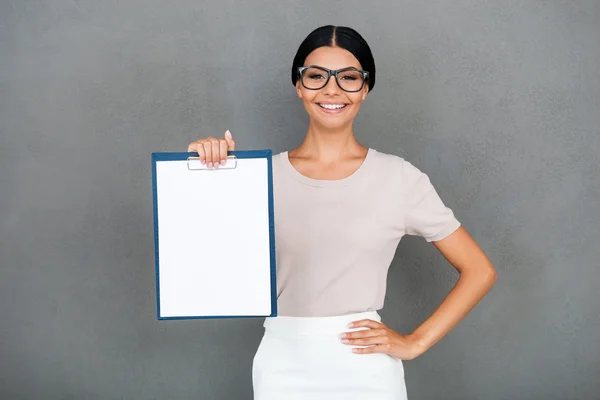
[{"xmin": 402, "ymin": 159, "xmax": 461, "ymax": 242}]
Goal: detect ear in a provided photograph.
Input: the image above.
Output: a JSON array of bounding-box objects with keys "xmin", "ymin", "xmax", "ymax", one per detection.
[
  {"xmin": 296, "ymin": 81, "xmax": 303, "ymax": 99},
  {"xmin": 361, "ymin": 85, "xmax": 368, "ymax": 101}
]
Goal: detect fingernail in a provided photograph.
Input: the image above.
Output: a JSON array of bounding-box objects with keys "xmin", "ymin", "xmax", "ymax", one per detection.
[
  {"xmin": 207, "ymin": 162, "xmax": 213, "ymax": 168},
  {"xmin": 347, "ymin": 323, "xmax": 354, "ymax": 328},
  {"xmin": 339, "ymin": 333, "xmax": 347, "ymax": 339},
  {"xmin": 225, "ymin": 130, "xmax": 232, "ymax": 137},
  {"xmin": 221, "ymin": 160, "xmax": 226, "ymax": 166},
  {"xmin": 201, "ymin": 159, "xmax": 206, "ymax": 165},
  {"xmin": 342, "ymin": 339, "xmax": 350, "ymax": 344}
]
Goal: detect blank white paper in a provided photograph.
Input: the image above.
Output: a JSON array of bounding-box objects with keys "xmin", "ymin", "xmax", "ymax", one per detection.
[{"xmin": 155, "ymin": 157, "xmax": 273, "ymax": 317}]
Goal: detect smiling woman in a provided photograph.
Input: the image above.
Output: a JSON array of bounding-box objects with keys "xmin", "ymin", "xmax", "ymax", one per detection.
[
  {"xmin": 295, "ymin": 48, "xmax": 368, "ymax": 128},
  {"xmin": 290, "ymin": 26, "xmax": 374, "ymax": 136},
  {"xmin": 187, "ymin": 25, "xmax": 496, "ymax": 400}
]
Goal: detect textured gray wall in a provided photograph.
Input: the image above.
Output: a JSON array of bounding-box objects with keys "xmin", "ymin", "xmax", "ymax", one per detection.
[{"xmin": 1, "ymin": 1, "xmax": 599, "ymax": 399}]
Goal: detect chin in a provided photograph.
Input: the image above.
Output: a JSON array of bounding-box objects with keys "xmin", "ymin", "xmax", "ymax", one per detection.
[
  {"xmin": 307, "ymin": 109, "xmax": 357, "ymax": 131},
  {"xmin": 312, "ymin": 117, "xmax": 353, "ymax": 131}
]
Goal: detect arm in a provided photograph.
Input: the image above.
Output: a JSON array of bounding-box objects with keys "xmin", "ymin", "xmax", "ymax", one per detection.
[
  {"xmin": 407, "ymin": 225, "xmax": 497, "ymax": 357},
  {"xmin": 344, "ymin": 161, "xmax": 497, "ymax": 359}
]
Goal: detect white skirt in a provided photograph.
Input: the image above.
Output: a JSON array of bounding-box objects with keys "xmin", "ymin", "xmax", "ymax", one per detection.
[{"xmin": 252, "ymin": 311, "xmax": 407, "ymax": 400}]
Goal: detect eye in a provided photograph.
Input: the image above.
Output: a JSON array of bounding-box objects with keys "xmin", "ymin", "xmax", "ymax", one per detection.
[
  {"xmin": 308, "ymin": 73, "xmax": 325, "ymax": 80},
  {"xmin": 338, "ymin": 70, "xmax": 362, "ymax": 81}
]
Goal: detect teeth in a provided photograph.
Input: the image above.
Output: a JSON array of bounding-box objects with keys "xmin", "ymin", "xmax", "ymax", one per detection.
[{"xmin": 319, "ymin": 103, "xmax": 346, "ymax": 110}]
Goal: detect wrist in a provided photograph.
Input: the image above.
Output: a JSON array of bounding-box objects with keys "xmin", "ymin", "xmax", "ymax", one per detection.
[{"xmin": 406, "ymin": 332, "xmax": 430, "ymax": 359}]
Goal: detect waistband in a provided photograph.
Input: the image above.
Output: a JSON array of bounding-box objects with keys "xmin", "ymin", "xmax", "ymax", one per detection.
[{"xmin": 263, "ymin": 311, "xmax": 381, "ymax": 336}]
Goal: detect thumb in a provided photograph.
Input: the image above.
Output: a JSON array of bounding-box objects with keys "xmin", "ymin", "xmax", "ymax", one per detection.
[{"xmin": 224, "ymin": 130, "xmax": 236, "ymax": 151}]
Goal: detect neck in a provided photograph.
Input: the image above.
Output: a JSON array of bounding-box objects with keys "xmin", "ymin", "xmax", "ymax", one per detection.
[{"xmin": 295, "ymin": 122, "xmax": 364, "ymax": 163}]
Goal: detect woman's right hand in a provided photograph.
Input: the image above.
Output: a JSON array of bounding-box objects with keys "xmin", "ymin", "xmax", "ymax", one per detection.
[{"xmin": 187, "ymin": 130, "xmax": 236, "ymax": 168}]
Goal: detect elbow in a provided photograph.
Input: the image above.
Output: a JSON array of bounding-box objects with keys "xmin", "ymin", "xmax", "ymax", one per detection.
[
  {"xmin": 482, "ymin": 262, "xmax": 498, "ymax": 289},
  {"xmin": 462, "ymin": 261, "xmax": 497, "ymax": 290}
]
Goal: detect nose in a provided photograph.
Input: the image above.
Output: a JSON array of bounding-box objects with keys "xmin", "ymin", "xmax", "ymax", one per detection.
[{"xmin": 322, "ymin": 74, "xmax": 342, "ymax": 95}]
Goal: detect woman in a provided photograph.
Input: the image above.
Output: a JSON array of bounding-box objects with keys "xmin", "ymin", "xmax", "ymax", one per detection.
[{"xmin": 188, "ymin": 25, "xmax": 497, "ymax": 400}]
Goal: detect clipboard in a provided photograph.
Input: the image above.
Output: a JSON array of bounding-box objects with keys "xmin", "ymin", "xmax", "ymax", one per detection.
[{"xmin": 151, "ymin": 150, "xmax": 277, "ymax": 320}]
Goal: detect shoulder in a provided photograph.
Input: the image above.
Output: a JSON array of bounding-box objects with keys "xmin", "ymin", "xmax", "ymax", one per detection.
[
  {"xmin": 272, "ymin": 151, "xmax": 293, "ymax": 184},
  {"xmin": 272, "ymin": 151, "xmax": 288, "ymax": 169},
  {"xmin": 368, "ymin": 148, "xmax": 403, "ymax": 168},
  {"xmin": 368, "ymin": 148, "xmax": 424, "ymax": 178}
]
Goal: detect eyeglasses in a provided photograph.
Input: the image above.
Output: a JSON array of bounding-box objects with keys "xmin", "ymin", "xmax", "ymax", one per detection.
[{"xmin": 297, "ymin": 66, "xmax": 369, "ymax": 93}]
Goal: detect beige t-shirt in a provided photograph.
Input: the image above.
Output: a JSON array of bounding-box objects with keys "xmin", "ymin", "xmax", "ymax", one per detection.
[{"xmin": 273, "ymin": 148, "xmax": 461, "ymax": 317}]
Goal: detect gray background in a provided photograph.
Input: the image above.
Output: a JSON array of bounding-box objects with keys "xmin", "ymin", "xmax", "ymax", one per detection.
[{"xmin": 1, "ymin": 1, "xmax": 598, "ymax": 399}]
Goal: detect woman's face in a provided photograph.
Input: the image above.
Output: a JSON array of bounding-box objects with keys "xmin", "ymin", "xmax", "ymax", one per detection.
[{"xmin": 296, "ymin": 46, "xmax": 368, "ymax": 131}]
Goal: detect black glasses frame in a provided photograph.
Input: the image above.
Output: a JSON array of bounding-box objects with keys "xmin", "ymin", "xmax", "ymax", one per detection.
[{"xmin": 297, "ymin": 66, "xmax": 369, "ymax": 93}]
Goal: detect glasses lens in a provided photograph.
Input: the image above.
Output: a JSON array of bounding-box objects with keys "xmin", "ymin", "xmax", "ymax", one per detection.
[
  {"xmin": 337, "ymin": 69, "xmax": 365, "ymax": 92},
  {"xmin": 301, "ymin": 67, "xmax": 330, "ymax": 89}
]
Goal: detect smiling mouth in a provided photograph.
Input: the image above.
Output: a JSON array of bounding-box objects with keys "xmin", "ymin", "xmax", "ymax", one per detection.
[{"xmin": 317, "ymin": 103, "xmax": 348, "ymax": 110}]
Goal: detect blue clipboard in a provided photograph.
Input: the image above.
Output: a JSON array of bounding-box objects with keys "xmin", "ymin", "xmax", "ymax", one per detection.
[{"xmin": 151, "ymin": 150, "xmax": 277, "ymax": 320}]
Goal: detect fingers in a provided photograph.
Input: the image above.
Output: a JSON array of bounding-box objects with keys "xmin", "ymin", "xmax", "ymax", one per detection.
[
  {"xmin": 187, "ymin": 140, "xmax": 208, "ymax": 164},
  {"xmin": 187, "ymin": 130, "xmax": 235, "ymax": 169},
  {"xmin": 343, "ymin": 334, "xmax": 391, "ymax": 347},
  {"xmin": 187, "ymin": 141, "xmax": 197, "ymax": 152},
  {"xmin": 204, "ymin": 139, "xmax": 213, "ymax": 168},
  {"xmin": 224, "ymin": 130, "xmax": 235, "ymax": 151},
  {"xmin": 196, "ymin": 141, "xmax": 207, "ymax": 164},
  {"xmin": 219, "ymin": 138, "xmax": 228, "ymax": 166},
  {"xmin": 347, "ymin": 319, "xmax": 383, "ymax": 329},
  {"xmin": 340, "ymin": 320, "xmax": 406, "ymax": 359},
  {"xmin": 341, "ymin": 328, "xmax": 389, "ymax": 344},
  {"xmin": 341, "ymin": 320, "xmax": 390, "ymax": 348},
  {"xmin": 341, "ymin": 328, "xmax": 386, "ymax": 340},
  {"xmin": 351, "ymin": 344, "xmax": 393, "ymax": 355},
  {"xmin": 210, "ymin": 137, "xmax": 220, "ymax": 168}
]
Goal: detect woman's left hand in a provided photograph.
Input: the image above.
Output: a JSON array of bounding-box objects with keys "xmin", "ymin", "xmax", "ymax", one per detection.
[{"xmin": 340, "ymin": 319, "xmax": 425, "ymax": 361}]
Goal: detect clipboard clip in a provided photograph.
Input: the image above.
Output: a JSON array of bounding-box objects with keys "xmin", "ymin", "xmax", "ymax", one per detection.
[{"xmin": 187, "ymin": 155, "xmax": 238, "ymax": 170}]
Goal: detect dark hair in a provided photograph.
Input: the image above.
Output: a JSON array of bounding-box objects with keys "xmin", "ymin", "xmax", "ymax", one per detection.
[{"xmin": 291, "ymin": 25, "xmax": 376, "ymax": 92}]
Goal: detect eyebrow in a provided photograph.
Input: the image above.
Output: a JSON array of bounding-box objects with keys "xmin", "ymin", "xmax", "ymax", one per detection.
[{"xmin": 309, "ymin": 65, "xmax": 361, "ymax": 70}]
